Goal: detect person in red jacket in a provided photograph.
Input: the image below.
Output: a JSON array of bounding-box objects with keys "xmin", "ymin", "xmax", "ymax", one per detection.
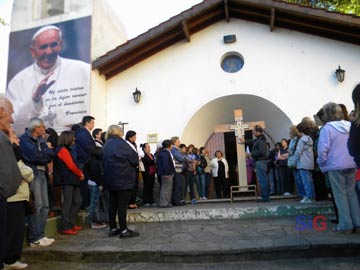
[{"xmin": 54, "ymin": 131, "xmax": 84, "ymax": 235}]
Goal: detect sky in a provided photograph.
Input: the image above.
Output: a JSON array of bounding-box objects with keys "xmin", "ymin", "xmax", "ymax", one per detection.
[{"xmin": 0, "ymin": 0, "xmax": 202, "ymax": 93}]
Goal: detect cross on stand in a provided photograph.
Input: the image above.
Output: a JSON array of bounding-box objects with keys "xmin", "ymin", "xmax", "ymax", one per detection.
[
  {"xmin": 214, "ymin": 109, "xmax": 265, "ymax": 201},
  {"xmin": 118, "ymin": 121, "xmax": 129, "ymax": 134},
  {"xmin": 43, "ymin": 110, "xmax": 57, "ymax": 127}
]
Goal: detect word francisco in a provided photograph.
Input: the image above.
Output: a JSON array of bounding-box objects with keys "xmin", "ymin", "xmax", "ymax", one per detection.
[{"xmin": 295, "ymin": 215, "xmax": 327, "ymax": 231}]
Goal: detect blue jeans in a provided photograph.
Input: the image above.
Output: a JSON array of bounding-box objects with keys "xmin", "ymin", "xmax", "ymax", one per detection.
[
  {"xmin": 255, "ymin": 160, "xmax": 269, "ymax": 201},
  {"xmin": 194, "ymin": 174, "xmax": 201, "ymax": 198},
  {"xmin": 327, "ymin": 169, "xmax": 360, "ymax": 231},
  {"xmin": 294, "ymin": 169, "xmax": 305, "ymax": 197},
  {"xmin": 299, "ymin": 169, "xmax": 314, "ymax": 199},
  {"xmin": 29, "ymin": 171, "xmax": 49, "ymax": 242},
  {"xmin": 198, "ymin": 174, "xmax": 206, "ymax": 198},
  {"xmin": 88, "ymin": 185, "xmax": 100, "ymax": 224}
]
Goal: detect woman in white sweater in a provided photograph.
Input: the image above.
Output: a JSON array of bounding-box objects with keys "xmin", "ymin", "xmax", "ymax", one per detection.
[{"xmin": 211, "ymin": 150, "xmax": 229, "ymax": 199}]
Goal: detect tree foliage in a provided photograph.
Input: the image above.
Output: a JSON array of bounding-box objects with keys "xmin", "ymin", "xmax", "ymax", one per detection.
[
  {"xmin": 0, "ymin": 17, "xmax": 6, "ymax": 26},
  {"xmin": 279, "ymin": 0, "xmax": 360, "ymax": 16}
]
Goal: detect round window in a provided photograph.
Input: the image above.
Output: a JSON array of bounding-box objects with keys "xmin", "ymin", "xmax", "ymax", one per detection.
[{"xmin": 221, "ymin": 52, "xmax": 244, "ymax": 73}]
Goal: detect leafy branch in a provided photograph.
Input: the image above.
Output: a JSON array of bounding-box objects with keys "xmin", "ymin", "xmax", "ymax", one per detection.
[{"xmin": 278, "ymin": 0, "xmax": 360, "ymax": 16}]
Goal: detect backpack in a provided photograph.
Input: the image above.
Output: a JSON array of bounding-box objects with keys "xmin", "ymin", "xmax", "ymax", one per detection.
[{"xmin": 287, "ymin": 137, "xmax": 299, "ymax": 168}]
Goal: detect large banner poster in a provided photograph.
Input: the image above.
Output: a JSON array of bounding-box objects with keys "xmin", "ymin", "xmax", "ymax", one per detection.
[{"xmin": 6, "ymin": 16, "xmax": 91, "ymax": 135}]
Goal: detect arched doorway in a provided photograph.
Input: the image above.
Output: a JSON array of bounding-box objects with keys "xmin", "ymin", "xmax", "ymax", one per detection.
[
  {"xmin": 181, "ymin": 94, "xmax": 292, "ymax": 199},
  {"xmin": 181, "ymin": 94, "xmax": 292, "ymax": 151}
]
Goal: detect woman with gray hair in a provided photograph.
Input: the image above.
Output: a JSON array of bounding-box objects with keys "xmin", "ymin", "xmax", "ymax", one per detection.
[
  {"xmin": 102, "ymin": 125, "xmax": 139, "ymax": 238},
  {"xmin": 317, "ymin": 102, "xmax": 360, "ymax": 234}
]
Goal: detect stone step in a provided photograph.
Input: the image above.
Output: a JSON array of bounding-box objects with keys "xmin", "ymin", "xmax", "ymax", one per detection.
[
  {"xmin": 43, "ymin": 199, "xmax": 334, "ymax": 238},
  {"xmin": 27, "ymin": 256, "xmax": 360, "ymax": 270},
  {"xmin": 24, "ymin": 215, "xmax": 360, "ymax": 265},
  {"xmin": 125, "ymin": 199, "xmax": 334, "ymax": 223}
]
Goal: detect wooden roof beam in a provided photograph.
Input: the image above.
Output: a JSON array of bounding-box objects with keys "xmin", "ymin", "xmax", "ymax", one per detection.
[
  {"xmin": 270, "ymin": 7, "xmax": 275, "ymax": 31},
  {"xmin": 224, "ymin": 0, "xmax": 230, "ymax": 22},
  {"xmin": 181, "ymin": 20, "xmax": 191, "ymax": 42},
  {"xmin": 277, "ymin": 17, "xmax": 360, "ymax": 39},
  {"xmin": 99, "ymin": 31, "xmax": 183, "ymax": 75},
  {"xmin": 104, "ymin": 39, "xmax": 179, "ymax": 80}
]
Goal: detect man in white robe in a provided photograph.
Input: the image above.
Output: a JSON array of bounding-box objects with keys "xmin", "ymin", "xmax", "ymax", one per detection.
[{"xmin": 7, "ymin": 25, "xmax": 90, "ymax": 135}]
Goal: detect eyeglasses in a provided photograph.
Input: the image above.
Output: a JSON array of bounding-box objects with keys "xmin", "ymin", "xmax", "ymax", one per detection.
[{"xmin": 38, "ymin": 41, "xmax": 60, "ymax": 51}]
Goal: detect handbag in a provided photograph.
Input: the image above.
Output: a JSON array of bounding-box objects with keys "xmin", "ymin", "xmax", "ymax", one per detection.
[{"xmin": 139, "ymin": 160, "xmax": 145, "ymax": 172}]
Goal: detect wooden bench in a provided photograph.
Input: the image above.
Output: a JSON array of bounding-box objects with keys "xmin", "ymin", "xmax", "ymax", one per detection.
[{"xmin": 230, "ymin": 185, "xmax": 257, "ymax": 203}]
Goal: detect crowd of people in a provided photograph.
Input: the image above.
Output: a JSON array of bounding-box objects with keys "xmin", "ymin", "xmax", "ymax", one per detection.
[{"xmin": 1, "ymin": 84, "xmax": 360, "ymax": 269}]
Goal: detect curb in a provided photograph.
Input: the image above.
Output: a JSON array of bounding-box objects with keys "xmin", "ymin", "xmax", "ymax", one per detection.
[{"xmin": 23, "ymin": 242, "xmax": 360, "ymax": 264}]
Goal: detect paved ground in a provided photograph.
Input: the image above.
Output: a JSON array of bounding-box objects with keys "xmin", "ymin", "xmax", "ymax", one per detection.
[
  {"xmin": 27, "ymin": 257, "xmax": 360, "ymax": 270},
  {"xmin": 23, "ymin": 214, "xmax": 360, "ymax": 269}
]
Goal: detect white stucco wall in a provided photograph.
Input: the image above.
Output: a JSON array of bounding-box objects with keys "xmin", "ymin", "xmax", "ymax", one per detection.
[
  {"xmin": 10, "ymin": 0, "xmax": 92, "ymax": 31},
  {"xmin": 104, "ymin": 19, "xmax": 360, "ymax": 146},
  {"xmin": 91, "ymin": 0, "xmax": 127, "ymax": 60},
  {"xmin": 90, "ymin": 0, "xmax": 127, "ymax": 131}
]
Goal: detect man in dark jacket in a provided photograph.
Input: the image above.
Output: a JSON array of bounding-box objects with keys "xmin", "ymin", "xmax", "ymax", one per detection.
[
  {"xmin": 75, "ymin": 115, "xmax": 96, "ymax": 209},
  {"xmin": 157, "ymin": 140, "xmax": 176, "ymax": 207},
  {"xmin": 102, "ymin": 125, "xmax": 139, "ymax": 238},
  {"xmin": 241, "ymin": 125, "xmax": 270, "ymax": 202},
  {"xmin": 20, "ymin": 117, "xmax": 55, "ymax": 247},
  {"xmin": 0, "ymin": 95, "xmax": 22, "ymax": 270}
]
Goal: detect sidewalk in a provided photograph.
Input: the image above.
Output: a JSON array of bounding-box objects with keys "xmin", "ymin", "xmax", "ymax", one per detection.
[{"xmin": 23, "ymin": 201, "xmax": 360, "ymax": 265}]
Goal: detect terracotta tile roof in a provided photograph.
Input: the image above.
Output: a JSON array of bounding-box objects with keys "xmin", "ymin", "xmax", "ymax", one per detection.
[{"xmin": 93, "ymin": 0, "xmax": 360, "ymax": 80}]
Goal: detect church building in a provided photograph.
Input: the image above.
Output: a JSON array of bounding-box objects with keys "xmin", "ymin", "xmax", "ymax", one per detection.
[
  {"xmin": 92, "ymin": 0, "xmax": 360, "ymax": 160},
  {"xmin": 7, "ymin": 0, "xmax": 360, "ymax": 161}
]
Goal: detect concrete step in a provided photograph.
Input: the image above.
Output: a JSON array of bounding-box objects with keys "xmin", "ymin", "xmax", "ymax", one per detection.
[
  {"xmin": 26, "ymin": 256, "xmax": 360, "ymax": 270},
  {"xmin": 23, "ymin": 214, "xmax": 360, "ymax": 265},
  {"xmin": 125, "ymin": 199, "xmax": 334, "ymax": 223},
  {"xmin": 43, "ymin": 199, "xmax": 335, "ymax": 237}
]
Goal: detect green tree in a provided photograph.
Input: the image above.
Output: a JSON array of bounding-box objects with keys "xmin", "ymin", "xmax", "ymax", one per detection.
[{"xmin": 280, "ymin": 0, "xmax": 360, "ymax": 16}]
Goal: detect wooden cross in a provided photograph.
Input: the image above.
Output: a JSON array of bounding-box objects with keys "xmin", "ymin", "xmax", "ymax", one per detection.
[
  {"xmin": 43, "ymin": 110, "xmax": 57, "ymax": 127},
  {"xmin": 214, "ymin": 109, "xmax": 265, "ymax": 187}
]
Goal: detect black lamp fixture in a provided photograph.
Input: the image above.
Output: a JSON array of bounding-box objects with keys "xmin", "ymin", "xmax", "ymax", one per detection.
[
  {"xmin": 132, "ymin": 87, "xmax": 142, "ymax": 103},
  {"xmin": 335, "ymin": 66, "xmax": 345, "ymax": 82}
]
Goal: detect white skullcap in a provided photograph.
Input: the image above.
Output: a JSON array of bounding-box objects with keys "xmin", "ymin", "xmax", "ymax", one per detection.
[{"xmin": 32, "ymin": 25, "xmax": 61, "ymax": 42}]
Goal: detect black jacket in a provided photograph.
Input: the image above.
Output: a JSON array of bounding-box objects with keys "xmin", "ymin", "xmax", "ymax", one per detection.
[
  {"xmin": 247, "ymin": 134, "xmax": 267, "ymax": 161},
  {"xmin": 53, "ymin": 146, "xmax": 82, "ymax": 186},
  {"xmin": 84, "ymin": 156, "xmax": 104, "ymax": 186},
  {"xmin": 142, "ymin": 152, "xmax": 156, "ymax": 176},
  {"xmin": 102, "ymin": 136, "xmax": 139, "ymax": 191},
  {"xmin": 75, "ymin": 127, "xmax": 96, "ymax": 164},
  {"xmin": 157, "ymin": 148, "xmax": 175, "ymax": 176},
  {"xmin": 348, "ymin": 122, "xmax": 360, "ymax": 168}
]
